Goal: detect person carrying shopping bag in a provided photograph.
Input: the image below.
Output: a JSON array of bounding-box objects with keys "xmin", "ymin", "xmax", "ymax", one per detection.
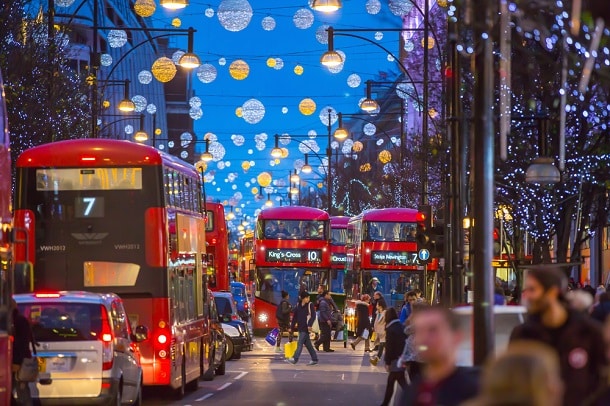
[
  {"xmin": 285, "ymin": 290, "xmax": 319, "ymax": 366},
  {"xmin": 379, "ymin": 307, "xmax": 407, "ymax": 406},
  {"xmin": 350, "ymin": 294, "xmax": 372, "ymax": 352},
  {"xmin": 370, "ymin": 299, "xmax": 387, "ymax": 365}
]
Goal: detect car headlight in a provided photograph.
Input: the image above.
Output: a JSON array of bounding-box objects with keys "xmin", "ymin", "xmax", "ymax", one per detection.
[
  {"xmin": 258, "ymin": 312, "xmax": 268, "ymax": 323},
  {"xmin": 222, "ymin": 323, "xmax": 241, "ymax": 338}
]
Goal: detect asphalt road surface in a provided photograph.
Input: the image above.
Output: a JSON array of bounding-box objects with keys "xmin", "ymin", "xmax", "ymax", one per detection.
[{"xmin": 143, "ymin": 338, "xmax": 389, "ymax": 405}]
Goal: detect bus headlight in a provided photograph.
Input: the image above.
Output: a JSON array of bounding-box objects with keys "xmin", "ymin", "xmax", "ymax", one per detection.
[
  {"xmin": 258, "ymin": 313, "xmax": 268, "ymax": 323},
  {"xmin": 346, "ymin": 307, "xmax": 355, "ymax": 316}
]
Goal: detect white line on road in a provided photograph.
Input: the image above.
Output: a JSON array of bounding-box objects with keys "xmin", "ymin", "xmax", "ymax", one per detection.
[
  {"xmin": 195, "ymin": 393, "xmax": 214, "ymax": 402},
  {"xmin": 217, "ymin": 382, "xmax": 233, "ymax": 391},
  {"xmin": 234, "ymin": 371, "xmax": 248, "ymax": 380},
  {"xmin": 341, "ymin": 373, "xmax": 345, "ymax": 381}
]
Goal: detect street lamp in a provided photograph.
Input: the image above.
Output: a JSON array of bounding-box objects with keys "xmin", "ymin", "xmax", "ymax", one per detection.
[
  {"xmin": 525, "ymin": 157, "xmax": 561, "ymax": 184},
  {"xmin": 116, "ymin": 80, "xmax": 135, "ymax": 112},
  {"xmin": 133, "ymin": 115, "xmax": 148, "ymax": 142},
  {"xmin": 333, "ymin": 113, "xmax": 349, "ymax": 140},
  {"xmin": 360, "ymin": 80, "xmax": 380, "ymax": 112},
  {"xmin": 271, "ymin": 135, "xmax": 283, "ymax": 158},
  {"xmin": 200, "ymin": 139, "xmax": 213, "ymax": 162},
  {"xmin": 265, "ymin": 194, "xmax": 273, "ymax": 208},
  {"xmin": 301, "ymin": 155, "xmax": 313, "ymax": 174},
  {"xmin": 320, "ymin": 28, "xmax": 343, "ymax": 68},
  {"xmin": 311, "ymin": 0, "xmax": 342, "ymax": 12},
  {"xmin": 290, "ymin": 170, "xmax": 300, "ymax": 184},
  {"xmin": 178, "ymin": 28, "xmax": 200, "ymax": 69},
  {"xmin": 160, "ymin": 0, "xmax": 188, "ymax": 10}
]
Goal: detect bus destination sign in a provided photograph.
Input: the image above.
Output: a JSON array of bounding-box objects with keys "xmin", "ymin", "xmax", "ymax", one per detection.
[
  {"xmin": 371, "ymin": 251, "xmax": 418, "ymax": 266},
  {"xmin": 331, "ymin": 253, "xmax": 347, "ymax": 264},
  {"xmin": 266, "ymin": 249, "xmax": 322, "ymax": 263}
]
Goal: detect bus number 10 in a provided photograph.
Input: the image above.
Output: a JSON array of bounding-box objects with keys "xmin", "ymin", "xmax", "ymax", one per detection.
[{"xmin": 307, "ymin": 251, "xmax": 319, "ymax": 262}]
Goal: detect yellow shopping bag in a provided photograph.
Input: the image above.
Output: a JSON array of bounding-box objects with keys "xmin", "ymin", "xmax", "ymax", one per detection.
[
  {"xmin": 284, "ymin": 340, "xmax": 298, "ymax": 359},
  {"xmin": 371, "ymin": 332, "xmax": 377, "ymax": 342}
]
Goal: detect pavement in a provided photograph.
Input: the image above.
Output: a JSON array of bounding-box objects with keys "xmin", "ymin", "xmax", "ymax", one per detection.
[{"xmin": 142, "ymin": 337, "xmax": 389, "ymax": 405}]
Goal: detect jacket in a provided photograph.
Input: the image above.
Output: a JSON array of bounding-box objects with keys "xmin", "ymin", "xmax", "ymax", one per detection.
[
  {"xmin": 290, "ymin": 301, "xmax": 316, "ymax": 333},
  {"xmin": 373, "ymin": 309, "xmax": 387, "ymax": 342},
  {"xmin": 399, "ymin": 302, "xmax": 411, "ymax": 324},
  {"xmin": 384, "ymin": 319, "xmax": 406, "ymax": 371},
  {"xmin": 12, "ymin": 309, "xmax": 34, "ymax": 365},
  {"xmin": 355, "ymin": 301, "xmax": 371, "ymax": 337},
  {"xmin": 399, "ymin": 324, "xmax": 419, "ymax": 363},
  {"xmin": 318, "ymin": 298, "xmax": 332, "ymax": 323},
  {"xmin": 398, "ymin": 367, "xmax": 480, "ymax": 406},
  {"xmin": 510, "ymin": 309, "xmax": 607, "ymax": 406},
  {"xmin": 276, "ymin": 299, "xmax": 291, "ymax": 326}
]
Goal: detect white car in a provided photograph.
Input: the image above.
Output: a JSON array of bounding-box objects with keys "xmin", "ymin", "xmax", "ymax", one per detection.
[
  {"xmin": 453, "ymin": 305, "xmax": 527, "ymax": 366},
  {"xmin": 14, "ymin": 291, "xmax": 149, "ymax": 405}
]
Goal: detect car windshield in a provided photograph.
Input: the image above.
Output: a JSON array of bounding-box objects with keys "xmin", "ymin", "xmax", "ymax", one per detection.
[
  {"xmin": 214, "ymin": 297, "xmax": 236, "ymax": 316},
  {"xmin": 331, "ymin": 227, "xmax": 347, "ymax": 246},
  {"xmin": 231, "ymin": 286, "xmax": 245, "ymax": 296},
  {"xmin": 19, "ymin": 302, "xmax": 104, "ymax": 342}
]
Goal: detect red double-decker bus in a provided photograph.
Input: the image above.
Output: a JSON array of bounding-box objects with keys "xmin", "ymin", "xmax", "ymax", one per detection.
[
  {"xmin": 345, "ymin": 208, "xmax": 438, "ymax": 325},
  {"xmin": 0, "ymin": 68, "xmax": 14, "ymax": 406},
  {"xmin": 205, "ymin": 202, "xmax": 229, "ymax": 291},
  {"xmin": 239, "ymin": 230, "xmax": 255, "ymax": 292},
  {"xmin": 252, "ymin": 206, "xmax": 330, "ymax": 334},
  {"xmin": 13, "ymin": 139, "xmax": 217, "ymax": 395}
]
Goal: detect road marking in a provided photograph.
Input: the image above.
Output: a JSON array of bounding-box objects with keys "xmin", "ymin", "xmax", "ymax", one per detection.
[
  {"xmin": 341, "ymin": 373, "xmax": 345, "ymax": 381},
  {"xmin": 196, "ymin": 393, "xmax": 214, "ymax": 401},
  {"xmin": 217, "ymin": 382, "xmax": 232, "ymax": 391},
  {"xmin": 234, "ymin": 371, "xmax": 248, "ymax": 380}
]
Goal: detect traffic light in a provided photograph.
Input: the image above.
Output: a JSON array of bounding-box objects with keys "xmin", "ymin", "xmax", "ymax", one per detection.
[
  {"xmin": 430, "ymin": 224, "xmax": 445, "ymax": 257},
  {"xmin": 417, "ymin": 205, "xmax": 433, "ymax": 248},
  {"xmin": 493, "ymin": 228, "xmax": 501, "ymax": 257}
]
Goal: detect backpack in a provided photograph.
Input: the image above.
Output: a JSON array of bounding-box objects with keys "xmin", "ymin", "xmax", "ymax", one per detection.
[{"xmin": 276, "ymin": 299, "xmax": 290, "ymax": 320}]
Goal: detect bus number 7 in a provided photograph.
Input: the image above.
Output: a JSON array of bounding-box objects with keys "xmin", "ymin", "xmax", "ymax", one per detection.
[{"xmin": 83, "ymin": 197, "xmax": 96, "ymax": 216}]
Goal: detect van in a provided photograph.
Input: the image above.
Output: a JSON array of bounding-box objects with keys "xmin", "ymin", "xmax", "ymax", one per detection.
[{"xmin": 14, "ymin": 291, "xmax": 149, "ymax": 405}]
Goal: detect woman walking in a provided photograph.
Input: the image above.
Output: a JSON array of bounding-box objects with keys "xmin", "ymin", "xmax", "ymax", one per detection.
[
  {"xmin": 398, "ymin": 302, "xmax": 426, "ymax": 382},
  {"xmin": 370, "ymin": 299, "xmax": 387, "ymax": 365},
  {"xmin": 379, "ymin": 307, "xmax": 407, "ymax": 406},
  {"xmin": 350, "ymin": 294, "xmax": 372, "ymax": 352}
]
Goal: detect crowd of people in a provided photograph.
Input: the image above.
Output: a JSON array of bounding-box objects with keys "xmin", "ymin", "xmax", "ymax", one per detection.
[{"xmin": 277, "ymin": 268, "xmax": 610, "ymax": 406}]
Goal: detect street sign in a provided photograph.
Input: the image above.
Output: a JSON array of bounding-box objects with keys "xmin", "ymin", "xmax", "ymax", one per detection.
[{"xmin": 418, "ymin": 248, "xmax": 430, "ymax": 262}]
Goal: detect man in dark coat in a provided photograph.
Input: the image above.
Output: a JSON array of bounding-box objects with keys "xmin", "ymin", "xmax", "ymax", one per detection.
[
  {"xmin": 510, "ymin": 267, "xmax": 607, "ymax": 406},
  {"xmin": 275, "ymin": 290, "xmax": 292, "ymax": 352},
  {"xmin": 350, "ymin": 294, "xmax": 371, "ymax": 351},
  {"xmin": 380, "ymin": 307, "xmax": 406, "ymax": 406},
  {"xmin": 398, "ymin": 306, "xmax": 479, "ymax": 406},
  {"xmin": 314, "ymin": 290, "xmax": 334, "ymax": 352},
  {"xmin": 12, "ymin": 299, "xmax": 35, "ymax": 406}
]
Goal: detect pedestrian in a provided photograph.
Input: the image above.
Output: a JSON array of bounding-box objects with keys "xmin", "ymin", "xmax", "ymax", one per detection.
[
  {"xmin": 371, "ymin": 291, "xmax": 385, "ymax": 350},
  {"xmin": 314, "ymin": 290, "xmax": 334, "ymax": 352},
  {"xmin": 275, "ymin": 290, "xmax": 292, "ymax": 353},
  {"xmin": 493, "ymin": 286, "xmax": 506, "ymax": 305},
  {"xmin": 286, "ymin": 290, "xmax": 318, "ymax": 366},
  {"xmin": 590, "ymin": 314, "xmax": 610, "ymax": 405},
  {"xmin": 11, "ymin": 299, "xmax": 35, "ymax": 406},
  {"xmin": 379, "ymin": 307, "xmax": 406, "ymax": 406},
  {"xmin": 350, "ymin": 294, "xmax": 372, "ymax": 352},
  {"xmin": 399, "ymin": 291, "xmax": 417, "ymax": 325},
  {"xmin": 464, "ymin": 340, "xmax": 564, "ymax": 406},
  {"xmin": 591, "ymin": 292, "xmax": 610, "ymax": 323},
  {"xmin": 566, "ymin": 288, "xmax": 594, "ymax": 313},
  {"xmin": 398, "ymin": 306, "xmax": 479, "ymax": 406},
  {"xmin": 370, "ymin": 299, "xmax": 387, "ymax": 366},
  {"xmin": 510, "ymin": 267, "xmax": 607, "ymax": 406},
  {"xmin": 398, "ymin": 302, "xmax": 427, "ymax": 383}
]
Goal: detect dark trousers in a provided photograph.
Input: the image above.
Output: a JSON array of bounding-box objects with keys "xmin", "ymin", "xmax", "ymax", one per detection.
[
  {"xmin": 381, "ymin": 370, "xmax": 407, "ymax": 406},
  {"xmin": 406, "ymin": 361, "xmax": 423, "ymax": 383},
  {"xmin": 276, "ymin": 323, "xmax": 290, "ymax": 347},
  {"xmin": 315, "ymin": 321, "xmax": 331, "ymax": 350},
  {"xmin": 376, "ymin": 342, "xmax": 385, "ymax": 359},
  {"xmin": 12, "ymin": 371, "xmax": 32, "ymax": 406}
]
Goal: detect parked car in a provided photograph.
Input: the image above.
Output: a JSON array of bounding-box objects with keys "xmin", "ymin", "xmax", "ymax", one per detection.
[
  {"xmin": 213, "ymin": 291, "xmax": 253, "ymax": 355},
  {"xmin": 204, "ymin": 290, "xmax": 227, "ymax": 379},
  {"xmin": 230, "ymin": 282, "xmax": 251, "ymax": 321},
  {"xmin": 13, "ymin": 291, "xmax": 149, "ymax": 405},
  {"xmin": 453, "ymin": 305, "xmax": 527, "ymax": 366}
]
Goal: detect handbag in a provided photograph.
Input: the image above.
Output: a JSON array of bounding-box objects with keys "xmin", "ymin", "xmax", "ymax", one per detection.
[
  {"xmin": 284, "ymin": 340, "xmax": 297, "ymax": 359},
  {"xmin": 17, "ymin": 337, "xmax": 39, "ymax": 382},
  {"xmin": 362, "ymin": 328, "xmax": 370, "ymax": 340},
  {"xmin": 265, "ymin": 327, "xmax": 280, "ymax": 346}
]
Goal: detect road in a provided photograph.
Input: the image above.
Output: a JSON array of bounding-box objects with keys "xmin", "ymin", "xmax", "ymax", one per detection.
[{"xmin": 143, "ymin": 338, "xmax": 389, "ymax": 405}]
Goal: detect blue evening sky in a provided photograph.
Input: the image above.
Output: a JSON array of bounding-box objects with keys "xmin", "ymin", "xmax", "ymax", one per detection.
[{"xmin": 151, "ymin": 1, "xmax": 406, "ymax": 222}]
